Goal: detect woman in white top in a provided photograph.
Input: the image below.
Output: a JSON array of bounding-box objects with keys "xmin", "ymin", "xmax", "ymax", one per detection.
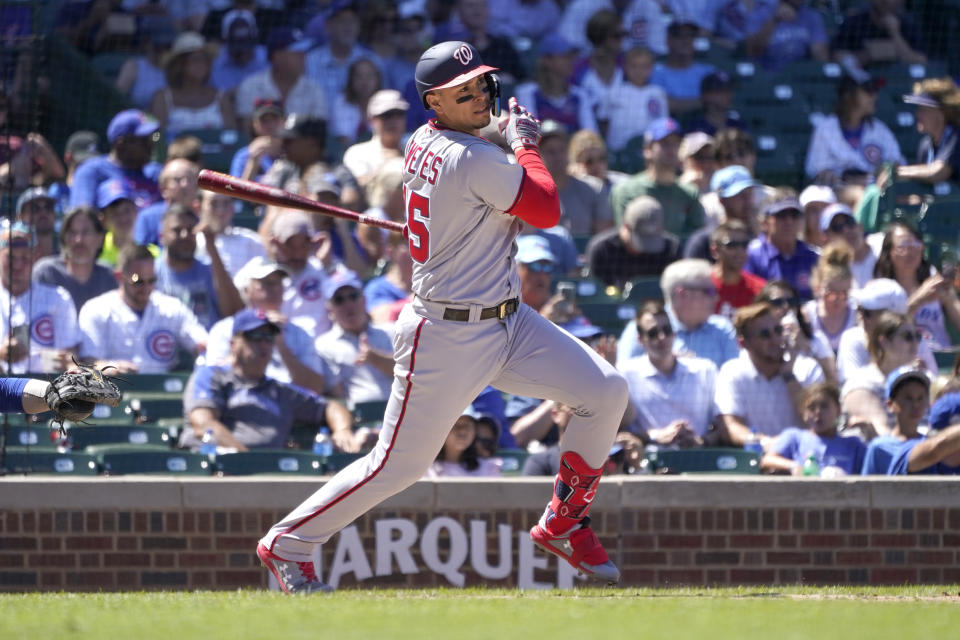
[
  {"xmin": 805, "ymin": 75, "xmax": 902, "ymax": 186},
  {"xmin": 150, "ymin": 32, "xmax": 236, "ymax": 142},
  {"xmin": 841, "ymin": 311, "xmax": 924, "ymax": 439},
  {"xmin": 803, "ymin": 243, "xmax": 858, "ymax": 353},
  {"xmin": 115, "ymin": 16, "xmax": 175, "ymax": 110},
  {"xmin": 873, "ymin": 221, "xmax": 960, "ymax": 349},
  {"xmin": 424, "ymin": 412, "xmax": 501, "ymax": 478}
]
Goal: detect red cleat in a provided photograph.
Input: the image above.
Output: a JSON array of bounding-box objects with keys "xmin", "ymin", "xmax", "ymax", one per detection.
[
  {"xmin": 530, "ymin": 516, "xmax": 620, "ymax": 584},
  {"xmin": 257, "ymin": 543, "xmax": 333, "ymax": 594}
]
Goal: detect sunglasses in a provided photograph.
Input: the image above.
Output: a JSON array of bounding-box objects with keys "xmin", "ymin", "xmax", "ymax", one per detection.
[
  {"xmin": 719, "ymin": 239, "xmax": 749, "ymax": 249},
  {"xmin": 243, "ymin": 330, "xmax": 277, "ymax": 342},
  {"xmin": 524, "ymin": 261, "xmax": 554, "ymax": 274},
  {"xmin": 828, "ymin": 217, "xmax": 857, "ymax": 233},
  {"xmin": 752, "ymin": 325, "xmax": 785, "ymax": 339},
  {"xmin": 683, "ymin": 285, "xmax": 717, "ymax": 297},
  {"xmin": 767, "ymin": 296, "xmax": 798, "ymax": 308},
  {"xmin": 474, "ymin": 436, "xmax": 497, "ymax": 450},
  {"xmin": 894, "ymin": 330, "xmax": 923, "ymax": 343},
  {"xmin": 893, "ymin": 240, "xmax": 923, "ymax": 252},
  {"xmin": 127, "ymin": 274, "xmax": 157, "ymax": 286},
  {"xmin": 642, "ymin": 325, "xmax": 674, "ymax": 340},
  {"xmin": 331, "ymin": 290, "xmax": 361, "ymax": 305}
]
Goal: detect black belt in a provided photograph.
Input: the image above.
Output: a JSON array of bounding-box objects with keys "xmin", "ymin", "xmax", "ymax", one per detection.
[{"xmin": 443, "ymin": 298, "xmax": 519, "ymax": 321}]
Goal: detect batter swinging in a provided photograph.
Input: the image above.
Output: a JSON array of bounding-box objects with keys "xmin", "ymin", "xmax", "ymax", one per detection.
[{"xmin": 257, "ymin": 41, "xmax": 628, "ymax": 592}]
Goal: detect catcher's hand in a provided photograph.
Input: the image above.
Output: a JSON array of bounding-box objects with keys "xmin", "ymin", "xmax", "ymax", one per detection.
[
  {"xmin": 45, "ymin": 361, "xmax": 124, "ymax": 424},
  {"xmin": 499, "ymin": 97, "xmax": 541, "ymax": 151}
]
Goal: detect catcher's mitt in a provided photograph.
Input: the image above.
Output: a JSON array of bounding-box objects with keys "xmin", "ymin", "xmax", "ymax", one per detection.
[{"xmin": 45, "ymin": 362, "xmax": 123, "ymax": 424}]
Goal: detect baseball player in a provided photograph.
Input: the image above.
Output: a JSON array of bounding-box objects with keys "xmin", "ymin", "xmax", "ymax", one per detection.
[{"xmin": 257, "ymin": 41, "xmax": 628, "ymax": 593}]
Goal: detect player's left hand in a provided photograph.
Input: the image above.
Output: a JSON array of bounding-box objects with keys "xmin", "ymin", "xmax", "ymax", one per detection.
[
  {"xmin": 499, "ymin": 97, "xmax": 541, "ymax": 151},
  {"xmin": 45, "ymin": 360, "xmax": 124, "ymax": 424}
]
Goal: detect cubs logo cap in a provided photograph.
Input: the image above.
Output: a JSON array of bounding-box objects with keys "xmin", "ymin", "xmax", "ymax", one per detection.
[
  {"xmin": 710, "ymin": 164, "xmax": 758, "ymax": 198},
  {"xmin": 107, "ymin": 109, "xmax": 160, "ymax": 143},
  {"xmin": 415, "ymin": 40, "xmax": 498, "ymax": 107},
  {"xmin": 233, "ymin": 308, "xmax": 280, "ymax": 335}
]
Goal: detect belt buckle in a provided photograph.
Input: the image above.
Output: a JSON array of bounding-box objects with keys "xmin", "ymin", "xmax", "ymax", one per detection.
[{"xmin": 497, "ymin": 300, "xmax": 509, "ymax": 319}]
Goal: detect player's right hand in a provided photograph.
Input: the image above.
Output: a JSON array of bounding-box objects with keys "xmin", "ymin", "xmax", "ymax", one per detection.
[{"xmin": 499, "ymin": 97, "xmax": 541, "ymax": 151}]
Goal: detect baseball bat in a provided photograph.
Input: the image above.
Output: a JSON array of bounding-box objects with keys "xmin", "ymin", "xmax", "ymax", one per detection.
[{"xmin": 197, "ymin": 169, "xmax": 405, "ymax": 234}]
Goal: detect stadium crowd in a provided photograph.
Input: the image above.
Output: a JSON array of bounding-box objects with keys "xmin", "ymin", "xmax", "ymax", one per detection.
[{"xmin": 2, "ymin": 0, "xmax": 960, "ymax": 477}]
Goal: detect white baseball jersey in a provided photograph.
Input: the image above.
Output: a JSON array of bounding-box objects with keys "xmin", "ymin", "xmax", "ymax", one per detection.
[
  {"xmin": 78, "ymin": 290, "xmax": 208, "ymax": 373},
  {"xmin": 401, "ymin": 122, "xmax": 525, "ymax": 306},
  {"xmin": 602, "ymin": 82, "xmax": 669, "ymax": 151},
  {"xmin": 805, "ymin": 113, "xmax": 904, "ymax": 178},
  {"xmin": 0, "ymin": 283, "xmax": 79, "ymax": 373},
  {"xmin": 195, "ymin": 227, "xmax": 267, "ymax": 277},
  {"xmin": 281, "ymin": 259, "xmax": 333, "ymax": 337}
]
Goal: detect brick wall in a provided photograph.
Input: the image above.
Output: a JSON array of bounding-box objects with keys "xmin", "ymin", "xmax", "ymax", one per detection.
[{"xmin": 1, "ymin": 477, "xmax": 958, "ymax": 591}]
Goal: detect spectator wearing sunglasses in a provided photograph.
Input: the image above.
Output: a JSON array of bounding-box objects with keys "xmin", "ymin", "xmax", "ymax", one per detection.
[
  {"xmin": 315, "ymin": 271, "xmax": 394, "ymax": 408},
  {"xmin": 79, "ymin": 245, "xmax": 207, "ymax": 374},
  {"xmin": 841, "ymin": 311, "xmax": 927, "ymax": 440},
  {"xmin": 836, "ymin": 278, "xmax": 937, "ymax": 384},
  {"xmin": 716, "ymin": 302, "xmax": 825, "ymax": 447},
  {"xmin": 802, "ymin": 243, "xmax": 858, "ymax": 354},
  {"xmin": 874, "ymin": 221, "xmax": 960, "ymax": 349},
  {"xmin": 15, "ymin": 187, "xmax": 59, "ymax": 261},
  {"xmin": 201, "ymin": 257, "xmax": 334, "ymax": 399},
  {"xmin": 709, "ymin": 219, "xmax": 766, "ymax": 320},
  {"xmin": 755, "ymin": 279, "xmax": 837, "ymax": 384},
  {"xmin": 180, "ymin": 308, "xmax": 355, "ymax": 454},
  {"xmin": 819, "ymin": 203, "xmax": 876, "ymax": 287},
  {"xmin": 621, "ymin": 300, "xmax": 717, "ymax": 447},
  {"xmin": 616, "ymin": 259, "xmax": 738, "ymax": 369},
  {"xmin": 745, "ymin": 197, "xmax": 819, "ymax": 300}
]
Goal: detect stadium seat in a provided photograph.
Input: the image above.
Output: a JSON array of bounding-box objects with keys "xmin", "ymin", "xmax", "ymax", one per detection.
[
  {"xmin": 643, "ymin": 447, "xmax": 761, "ymax": 474},
  {"xmin": 215, "ymin": 449, "xmax": 326, "ymax": 475},
  {"xmin": 496, "ymin": 448, "xmax": 530, "ymax": 475},
  {"xmin": 1, "ymin": 424, "xmax": 59, "ymax": 449},
  {"xmin": 179, "ymin": 128, "xmax": 248, "ymax": 174},
  {"xmin": 325, "ymin": 452, "xmax": 365, "ymax": 472},
  {"xmin": 933, "ymin": 349, "xmax": 958, "ymax": 374},
  {"xmin": 352, "ymin": 400, "xmax": 387, "ymax": 430},
  {"xmin": 90, "ymin": 444, "xmax": 212, "ymax": 475},
  {"xmin": 1, "ymin": 447, "xmax": 99, "ymax": 475},
  {"xmin": 68, "ymin": 424, "xmax": 173, "ymax": 450},
  {"xmin": 555, "ymin": 276, "xmax": 619, "ymax": 302},
  {"xmin": 622, "ymin": 277, "xmax": 663, "ymax": 305},
  {"xmin": 121, "ymin": 373, "xmax": 191, "ymax": 394},
  {"xmin": 578, "ymin": 301, "xmax": 634, "ymax": 335}
]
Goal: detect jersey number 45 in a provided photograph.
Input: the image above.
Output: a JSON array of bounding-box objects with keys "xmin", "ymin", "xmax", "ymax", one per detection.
[{"xmin": 407, "ymin": 192, "xmax": 430, "ymax": 264}]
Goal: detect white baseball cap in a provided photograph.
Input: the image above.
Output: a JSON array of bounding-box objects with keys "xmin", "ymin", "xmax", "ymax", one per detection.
[
  {"xmin": 799, "ymin": 184, "xmax": 837, "ymax": 208},
  {"xmin": 850, "ymin": 278, "xmax": 908, "ymax": 314}
]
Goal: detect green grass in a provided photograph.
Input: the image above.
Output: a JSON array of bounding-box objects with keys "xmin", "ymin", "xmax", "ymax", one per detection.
[{"xmin": 2, "ymin": 586, "xmax": 959, "ymax": 640}]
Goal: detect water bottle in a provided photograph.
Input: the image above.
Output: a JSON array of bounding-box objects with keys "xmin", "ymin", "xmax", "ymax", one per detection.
[
  {"xmin": 801, "ymin": 453, "xmax": 820, "ymax": 477},
  {"xmin": 744, "ymin": 431, "xmax": 764, "ymax": 455},
  {"xmin": 200, "ymin": 429, "xmax": 217, "ymax": 459},
  {"xmin": 313, "ymin": 427, "xmax": 333, "ymax": 457}
]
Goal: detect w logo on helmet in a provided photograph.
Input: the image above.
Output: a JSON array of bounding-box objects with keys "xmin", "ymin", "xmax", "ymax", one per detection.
[{"xmin": 453, "ymin": 43, "xmax": 474, "ymax": 66}]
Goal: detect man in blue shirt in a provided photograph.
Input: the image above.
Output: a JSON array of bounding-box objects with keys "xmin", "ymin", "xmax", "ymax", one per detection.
[
  {"xmin": 154, "ymin": 204, "xmax": 243, "ymax": 330},
  {"xmin": 617, "ymin": 258, "xmax": 739, "ymax": 368},
  {"xmin": 69, "ymin": 109, "xmax": 162, "ymax": 211},
  {"xmin": 649, "ymin": 19, "xmax": 716, "ymax": 115},
  {"xmin": 745, "ymin": 197, "xmax": 819, "ymax": 300}
]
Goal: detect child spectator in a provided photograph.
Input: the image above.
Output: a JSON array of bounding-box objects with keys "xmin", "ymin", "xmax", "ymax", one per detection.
[
  {"xmin": 424, "ymin": 409, "xmax": 502, "ymax": 478},
  {"xmin": 762, "ymin": 382, "xmax": 866, "ymax": 475},
  {"xmin": 602, "ymin": 46, "xmax": 668, "ymax": 152},
  {"xmin": 888, "ymin": 387, "xmax": 960, "ymax": 475},
  {"xmin": 861, "ymin": 365, "xmax": 930, "ymax": 474}
]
